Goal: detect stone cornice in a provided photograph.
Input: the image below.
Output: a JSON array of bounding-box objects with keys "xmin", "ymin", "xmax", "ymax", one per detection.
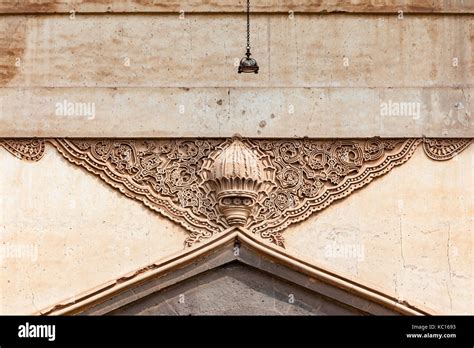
[{"xmin": 0, "ymin": 0, "xmax": 472, "ymax": 14}]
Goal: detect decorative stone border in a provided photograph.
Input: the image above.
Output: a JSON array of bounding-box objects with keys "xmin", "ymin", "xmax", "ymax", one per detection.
[{"xmin": 0, "ymin": 137, "xmax": 471, "ymax": 247}]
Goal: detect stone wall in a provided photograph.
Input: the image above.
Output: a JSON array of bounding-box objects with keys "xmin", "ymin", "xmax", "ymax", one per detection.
[
  {"xmin": 0, "ymin": 6, "xmax": 472, "ymax": 137},
  {"xmin": 285, "ymin": 145, "xmax": 473, "ymax": 314},
  {"xmin": 0, "ymin": 1, "xmax": 472, "ymax": 315},
  {"xmin": 0, "ymin": 143, "xmax": 471, "ymax": 314},
  {"xmin": 0, "ymin": 147, "xmax": 187, "ymax": 314}
]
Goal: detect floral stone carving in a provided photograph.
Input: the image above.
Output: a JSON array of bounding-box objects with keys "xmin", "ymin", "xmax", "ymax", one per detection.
[
  {"xmin": 422, "ymin": 138, "xmax": 472, "ymax": 161},
  {"xmin": 201, "ymin": 137, "xmax": 275, "ymax": 227},
  {"xmin": 0, "ymin": 137, "xmax": 471, "ymax": 247},
  {"xmin": 0, "ymin": 139, "xmax": 45, "ymax": 161}
]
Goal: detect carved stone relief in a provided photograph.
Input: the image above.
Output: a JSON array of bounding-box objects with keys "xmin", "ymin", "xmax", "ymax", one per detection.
[
  {"xmin": 0, "ymin": 139, "xmax": 45, "ymax": 161},
  {"xmin": 422, "ymin": 138, "xmax": 472, "ymax": 161},
  {"xmin": 0, "ymin": 137, "xmax": 471, "ymax": 247}
]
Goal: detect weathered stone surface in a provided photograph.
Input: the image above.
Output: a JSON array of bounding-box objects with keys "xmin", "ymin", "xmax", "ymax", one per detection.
[
  {"xmin": 0, "ymin": 147, "xmax": 187, "ymax": 314},
  {"xmin": 284, "ymin": 145, "xmax": 474, "ymax": 314},
  {"xmin": 0, "ymin": 13, "xmax": 471, "ymax": 137},
  {"xmin": 109, "ymin": 262, "xmax": 365, "ymax": 315},
  {"xmin": 0, "ymin": 142, "xmax": 471, "ymax": 314},
  {"xmin": 0, "ymin": 1, "xmax": 472, "ymax": 317},
  {"xmin": 72, "ymin": 236, "xmax": 407, "ymax": 315},
  {"xmin": 0, "ymin": 87, "xmax": 471, "ymax": 137},
  {"xmin": 0, "ymin": 0, "xmax": 472, "ymax": 13},
  {"xmin": 0, "ymin": 15, "xmax": 471, "ymax": 88}
]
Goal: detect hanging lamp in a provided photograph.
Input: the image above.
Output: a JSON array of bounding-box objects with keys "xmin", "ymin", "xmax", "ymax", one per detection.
[{"xmin": 238, "ymin": 0, "xmax": 259, "ymax": 74}]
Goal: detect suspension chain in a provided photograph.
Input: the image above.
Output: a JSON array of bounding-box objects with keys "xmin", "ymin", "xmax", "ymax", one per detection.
[{"xmin": 246, "ymin": 0, "xmax": 251, "ymax": 52}]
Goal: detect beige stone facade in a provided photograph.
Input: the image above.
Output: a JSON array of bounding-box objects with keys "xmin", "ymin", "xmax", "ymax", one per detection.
[{"xmin": 0, "ymin": 1, "xmax": 472, "ymax": 315}]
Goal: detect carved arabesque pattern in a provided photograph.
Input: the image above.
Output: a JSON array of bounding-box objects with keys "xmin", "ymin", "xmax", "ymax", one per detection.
[
  {"xmin": 0, "ymin": 139, "xmax": 45, "ymax": 161},
  {"xmin": 0, "ymin": 137, "xmax": 471, "ymax": 247},
  {"xmin": 51, "ymin": 139, "xmax": 225, "ymax": 246},
  {"xmin": 247, "ymin": 138, "xmax": 421, "ymax": 243},
  {"xmin": 422, "ymin": 138, "xmax": 472, "ymax": 161}
]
